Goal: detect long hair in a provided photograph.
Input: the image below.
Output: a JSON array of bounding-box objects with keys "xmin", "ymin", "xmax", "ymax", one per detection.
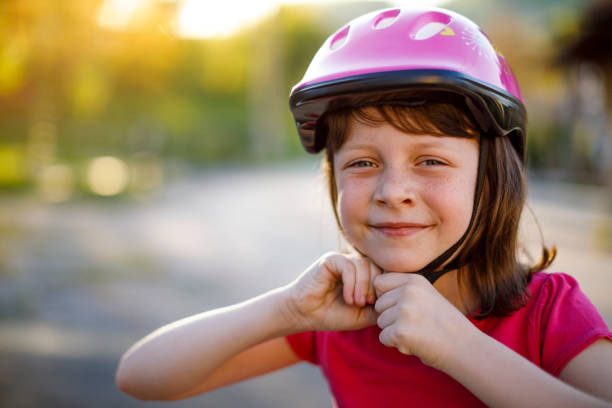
[{"xmin": 319, "ymin": 91, "xmax": 555, "ymax": 318}]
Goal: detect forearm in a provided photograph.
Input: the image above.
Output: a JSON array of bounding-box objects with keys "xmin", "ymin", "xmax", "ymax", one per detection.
[
  {"xmin": 443, "ymin": 329, "xmax": 611, "ymax": 408},
  {"xmin": 116, "ymin": 286, "xmax": 298, "ymax": 400}
]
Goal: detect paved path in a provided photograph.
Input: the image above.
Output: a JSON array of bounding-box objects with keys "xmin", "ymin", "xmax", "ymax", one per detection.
[{"xmin": 0, "ymin": 160, "xmax": 610, "ymax": 407}]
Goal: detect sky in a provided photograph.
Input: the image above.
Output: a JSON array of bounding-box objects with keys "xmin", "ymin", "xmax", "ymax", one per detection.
[{"xmin": 98, "ymin": 0, "xmax": 452, "ymax": 39}]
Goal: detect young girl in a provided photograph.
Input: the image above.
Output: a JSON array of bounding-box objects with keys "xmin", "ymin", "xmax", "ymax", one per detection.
[{"xmin": 116, "ymin": 7, "xmax": 612, "ymax": 407}]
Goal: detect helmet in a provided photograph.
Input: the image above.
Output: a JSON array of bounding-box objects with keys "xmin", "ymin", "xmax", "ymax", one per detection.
[
  {"xmin": 289, "ymin": 6, "xmax": 526, "ymax": 161},
  {"xmin": 289, "ymin": 7, "xmax": 528, "ymax": 283}
]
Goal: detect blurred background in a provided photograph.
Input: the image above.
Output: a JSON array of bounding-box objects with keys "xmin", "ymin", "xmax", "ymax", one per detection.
[{"xmin": 0, "ymin": 0, "xmax": 611, "ymax": 406}]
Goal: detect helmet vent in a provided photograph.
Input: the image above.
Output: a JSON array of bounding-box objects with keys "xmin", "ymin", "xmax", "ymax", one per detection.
[
  {"xmin": 373, "ymin": 9, "xmax": 400, "ymax": 29},
  {"xmin": 413, "ymin": 22, "xmax": 446, "ymax": 40},
  {"xmin": 330, "ymin": 26, "xmax": 350, "ymax": 51},
  {"xmin": 410, "ymin": 11, "xmax": 452, "ymax": 40}
]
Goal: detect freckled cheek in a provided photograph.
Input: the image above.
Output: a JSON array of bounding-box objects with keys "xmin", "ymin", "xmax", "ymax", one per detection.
[
  {"xmin": 336, "ymin": 181, "xmax": 371, "ymax": 233},
  {"xmin": 424, "ymin": 177, "xmax": 475, "ymax": 230}
]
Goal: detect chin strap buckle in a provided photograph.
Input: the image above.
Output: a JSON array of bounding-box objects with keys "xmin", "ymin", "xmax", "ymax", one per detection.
[{"xmin": 420, "ymin": 260, "xmax": 460, "ymax": 284}]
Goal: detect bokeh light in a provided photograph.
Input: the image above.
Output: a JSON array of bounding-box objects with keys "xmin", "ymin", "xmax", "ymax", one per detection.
[{"xmin": 87, "ymin": 156, "xmax": 129, "ymax": 196}]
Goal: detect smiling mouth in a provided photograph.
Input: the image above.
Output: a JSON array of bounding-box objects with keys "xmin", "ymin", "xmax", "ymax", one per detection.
[{"xmin": 369, "ymin": 223, "xmax": 430, "ymax": 237}]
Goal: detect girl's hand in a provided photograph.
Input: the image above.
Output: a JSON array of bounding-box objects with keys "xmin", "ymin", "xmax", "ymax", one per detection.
[
  {"xmin": 373, "ymin": 272, "xmax": 477, "ymax": 370},
  {"xmin": 286, "ymin": 252, "xmax": 382, "ymax": 332}
]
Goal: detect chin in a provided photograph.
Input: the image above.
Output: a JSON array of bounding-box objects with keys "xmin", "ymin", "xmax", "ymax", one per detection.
[
  {"xmin": 368, "ymin": 252, "xmax": 432, "ymax": 274},
  {"xmin": 347, "ymin": 239, "xmax": 437, "ymax": 273}
]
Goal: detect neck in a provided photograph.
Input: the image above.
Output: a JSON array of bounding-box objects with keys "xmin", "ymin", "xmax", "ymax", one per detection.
[{"xmin": 433, "ymin": 268, "xmax": 480, "ymax": 316}]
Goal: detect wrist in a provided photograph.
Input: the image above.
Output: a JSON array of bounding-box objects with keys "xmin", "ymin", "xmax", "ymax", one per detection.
[
  {"xmin": 274, "ymin": 284, "xmax": 310, "ymax": 334},
  {"xmin": 435, "ymin": 317, "xmax": 485, "ymax": 374}
]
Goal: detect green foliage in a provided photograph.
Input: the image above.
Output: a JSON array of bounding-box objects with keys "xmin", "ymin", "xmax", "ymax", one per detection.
[{"xmin": 0, "ymin": 0, "xmax": 599, "ymax": 194}]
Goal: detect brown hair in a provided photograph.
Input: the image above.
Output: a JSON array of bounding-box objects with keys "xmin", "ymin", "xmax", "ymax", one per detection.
[{"xmin": 320, "ymin": 91, "xmax": 556, "ymax": 318}]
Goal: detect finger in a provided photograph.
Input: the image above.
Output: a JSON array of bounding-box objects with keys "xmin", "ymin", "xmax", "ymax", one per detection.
[
  {"xmin": 357, "ymin": 305, "xmax": 379, "ymax": 327},
  {"xmin": 376, "ymin": 306, "xmax": 398, "ymax": 329},
  {"xmin": 366, "ymin": 262, "xmax": 382, "ymax": 304},
  {"xmin": 374, "ymin": 289, "xmax": 399, "ymax": 314},
  {"xmin": 325, "ymin": 254, "xmax": 356, "ymax": 305},
  {"xmin": 378, "ymin": 325, "xmax": 395, "ymax": 348},
  {"xmin": 374, "ymin": 272, "xmax": 427, "ymax": 297},
  {"xmin": 340, "ymin": 260, "xmax": 356, "ymax": 306},
  {"xmin": 379, "ymin": 326, "xmax": 411, "ymax": 355},
  {"xmin": 353, "ymin": 258, "xmax": 371, "ymax": 307}
]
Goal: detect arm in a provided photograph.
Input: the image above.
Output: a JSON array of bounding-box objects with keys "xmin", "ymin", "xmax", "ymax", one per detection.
[
  {"xmin": 442, "ymin": 329, "xmax": 612, "ymax": 408},
  {"xmin": 167, "ymin": 335, "xmax": 301, "ymax": 400},
  {"xmin": 373, "ymin": 273, "xmax": 612, "ymax": 408},
  {"xmin": 116, "ymin": 287, "xmax": 300, "ymax": 401},
  {"xmin": 116, "ymin": 253, "xmax": 380, "ymax": 401},
  {"xmin": 559, "ymin": 338, "xmax": 612, "ymax": 402}
]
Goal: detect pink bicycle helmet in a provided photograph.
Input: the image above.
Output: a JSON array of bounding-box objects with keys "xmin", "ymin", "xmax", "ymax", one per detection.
[
  {"xmin": 289, "ymin": 7, "xmax": 527, "ymax": 283},
  {"xmin": 289, "ymin": 6, "xmax": 526, "ymax": 161}
]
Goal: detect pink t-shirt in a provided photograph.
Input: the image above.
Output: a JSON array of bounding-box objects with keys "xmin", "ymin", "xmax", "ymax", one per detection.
[{"xmin": 286, "ymin": 272, "xmax": 612, "ymax": 407}]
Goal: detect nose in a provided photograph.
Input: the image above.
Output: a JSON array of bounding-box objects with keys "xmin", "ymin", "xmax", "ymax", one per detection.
[{"xmin": 373, "ymin": 166, "xmax": 417, "ymax": 208}]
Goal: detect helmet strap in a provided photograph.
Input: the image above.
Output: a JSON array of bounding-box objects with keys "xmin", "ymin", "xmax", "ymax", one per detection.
[{"xmin": 418, "ymin": 136, "xmax": 490, "ymax": 284}]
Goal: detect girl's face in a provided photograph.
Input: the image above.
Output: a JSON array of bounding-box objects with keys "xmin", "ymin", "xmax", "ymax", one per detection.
[{"xmin": 333, "ymin": 115, "xmax": 479, "ymax": 273}]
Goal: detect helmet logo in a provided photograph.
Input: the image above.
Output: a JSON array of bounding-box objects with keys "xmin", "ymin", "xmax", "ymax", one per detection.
[
  {"xmin": 461, "ymin": 26, "xmax": 494, "ymax": 59},
  {"xmin": 440, "ymin": 26, "xmax": 455, "ymax": 36}
]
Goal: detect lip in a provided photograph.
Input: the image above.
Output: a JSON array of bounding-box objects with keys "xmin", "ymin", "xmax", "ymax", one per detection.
[{"xmin": 369, "ymin": 222, "xmax": 430, "ymax": 237}]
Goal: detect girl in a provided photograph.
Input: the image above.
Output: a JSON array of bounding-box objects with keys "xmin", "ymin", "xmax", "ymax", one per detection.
[{"xmin": 116, "ymin": 7, "xmax": 612, "ymax": 407}]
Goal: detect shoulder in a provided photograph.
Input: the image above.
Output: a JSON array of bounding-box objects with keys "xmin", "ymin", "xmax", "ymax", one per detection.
[
  {"xmin": 527, "ymin": 272, "xmax": 598, "ymax": 317},
  {"xmin": 474, "ymin": 271, "xmax": 611, "ymax": 376},
  {"xmin": 526, "ymin": 271, "xmax": 612, "ymax": 376},
  {"xmin": 472, "ymin": 273, "xmax": 585, "ymax": 343},
  {"xmin": 526, "ymin": 271, "xmax": 602, "ymax": 326},
  {"xmin": 528, "ymin": 271, "xmax": 580, "ymax": 294}
]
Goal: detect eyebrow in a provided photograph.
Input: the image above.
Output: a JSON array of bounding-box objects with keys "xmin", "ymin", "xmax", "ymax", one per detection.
[
  {"xmin": 339, "ymin": 143, "xmax": 376, "ymax": 152},
  {"xmin": 341, "ymin": 138, "xmax": 451, "ymax": 153}
]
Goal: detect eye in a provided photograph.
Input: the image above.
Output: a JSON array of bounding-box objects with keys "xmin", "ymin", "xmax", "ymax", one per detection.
[
  {"xmin": 420, "ymin": 158, "xmax": 445, "ymax": 166},
  {"xmin": 348, "ymin": 159, "xmax": 377, "ymax": 168}
]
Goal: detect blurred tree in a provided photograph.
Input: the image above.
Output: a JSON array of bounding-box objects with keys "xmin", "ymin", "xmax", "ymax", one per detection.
[
  {"xmin": 556, "ymin": 0, "xmax": 612, "ymax": 183},
  {"xmin": 1, "ymin": 0, "xmax": 601, "ymax": 197}
]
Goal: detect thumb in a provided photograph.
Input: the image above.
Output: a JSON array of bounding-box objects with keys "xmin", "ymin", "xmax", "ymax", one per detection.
[{"xmin": 356, "ymin": 305, "xmax": 379, "ymax": 328}]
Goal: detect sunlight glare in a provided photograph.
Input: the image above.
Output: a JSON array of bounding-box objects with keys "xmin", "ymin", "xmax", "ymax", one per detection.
[
  {"xmin": 97, "ymin": 0, "xmax": 150, "ymax": 30},
  {"xmin": 176, "ymin": 0, "xmax": 451, "ymax": 39},
  {"xmin": 177, "ymin": 0, "xmax": 280, "ymax": 39}
]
